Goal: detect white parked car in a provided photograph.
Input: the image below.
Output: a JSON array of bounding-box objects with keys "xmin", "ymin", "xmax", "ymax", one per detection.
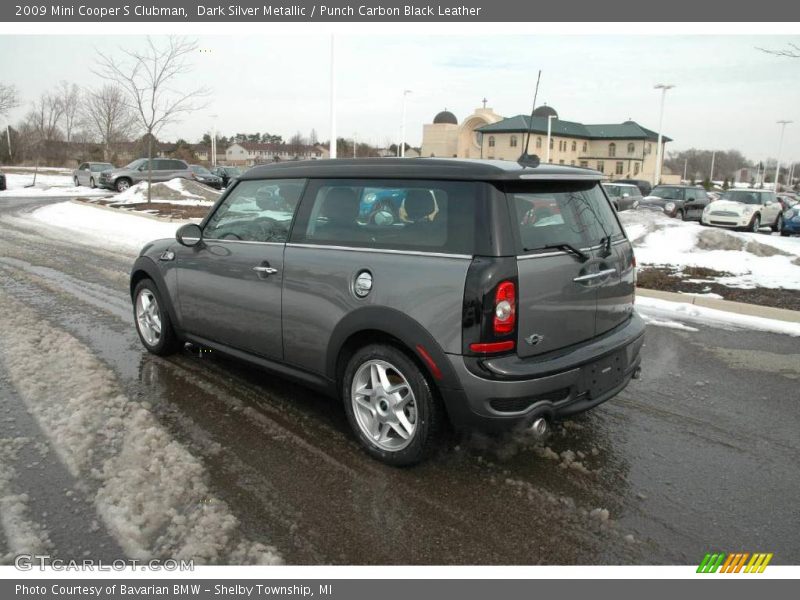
[{"xmin": 701, "ymin": 189, "xmax": 784, "ymax": 233}]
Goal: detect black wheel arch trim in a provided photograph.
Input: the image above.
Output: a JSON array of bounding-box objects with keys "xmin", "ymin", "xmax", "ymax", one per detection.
[
  {"xmin": 130, "ymin": 256, "xmax": 180, "ymax": 334},
  {"xmin": 326, "ymin": 305, "xmax": 463, "ymax": 392}
]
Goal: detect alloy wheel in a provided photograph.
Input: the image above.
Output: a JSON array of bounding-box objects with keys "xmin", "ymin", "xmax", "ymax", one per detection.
[
  {"xmin": 135, "ymin": 289, "xmax": 162, "ymax": 347},
  {"xmin": 351, "ymin": 359, "xmax": 418, "ymax": 451}
]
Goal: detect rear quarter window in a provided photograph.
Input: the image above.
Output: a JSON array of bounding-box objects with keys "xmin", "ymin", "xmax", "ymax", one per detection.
[{"xmin": 291, "ymin": 179, "xmax": 478, "ymax": 255}]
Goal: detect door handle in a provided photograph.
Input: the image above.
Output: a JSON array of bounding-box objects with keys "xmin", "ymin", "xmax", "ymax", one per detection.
[
  {"xmin": 573, "ymin": 268, "xmax": 616, "ymax": 283},
  {"xmin": 252, "ymin": 266, "xmax": 278, "ymax": 275}
]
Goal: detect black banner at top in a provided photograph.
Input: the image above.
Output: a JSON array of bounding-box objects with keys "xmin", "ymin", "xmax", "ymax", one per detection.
[{"xmin": 3, "ymin": 0, "xmax": 800, "ymax": 22}]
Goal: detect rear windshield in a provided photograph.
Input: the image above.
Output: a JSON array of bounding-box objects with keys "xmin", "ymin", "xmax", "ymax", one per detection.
[
  {"xmin": 505, "ymin": 181, "xmax": 624, "ymax": 254},
  {"xmin": 291, "ymin": 179, "xmax": 477, "ymax": 254}
]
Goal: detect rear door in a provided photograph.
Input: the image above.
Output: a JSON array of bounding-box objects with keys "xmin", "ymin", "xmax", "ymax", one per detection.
[
  {"xmin": 175, "ymin": 178, "xmax": 305, "ymax": 360},
  {"xmin": 507, "ymin": 181, "xmax": 604, "ymax": 358}
]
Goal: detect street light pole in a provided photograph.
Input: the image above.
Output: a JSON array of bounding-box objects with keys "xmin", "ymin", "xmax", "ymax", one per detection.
[
  {"xmin": 400, "ymin": 89, "xmax": 412, "ymax": 158},
  {"xmin": 545, "ymin": 114, "xmax": 556, "ymax": 163},
  {"xmin": 683, "ymin": 158, "xmax": 688, "ymax": 182},
  {"xmin": 709, "ymin": 150, "xmax": 716, "ymax": 183},
  {"xmin": 774, "ymin": 120, "xmax": 792, "ymax": 191},
  {"xmin": 653, "ymin": 84, "xmax": 674, "ymax": 186},
  {"xmin": 329, "ymin": 35, "xmax": 337, "ymax": 159},
  {"xmin": 209, "ymin": 113, "xmax": 218, "ymax": 167}
]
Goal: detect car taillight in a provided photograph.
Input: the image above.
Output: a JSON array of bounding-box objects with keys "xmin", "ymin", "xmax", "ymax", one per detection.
[{"xmin": 493, "ymin": 280, "xmax": 516, "ymax": 335}]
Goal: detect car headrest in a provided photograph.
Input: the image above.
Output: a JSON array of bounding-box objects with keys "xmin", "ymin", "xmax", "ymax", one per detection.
[
  {"xmin": 322, "ymin": 187, "xmax": 359, "ymax": 225},
  {"xmin": 404, "ymin": 189, "xmax": 435, "ymax": 222}
]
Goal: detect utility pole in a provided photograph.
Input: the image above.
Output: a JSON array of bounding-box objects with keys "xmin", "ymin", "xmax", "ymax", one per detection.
[
  {"xmin": 329, "ymin": 35, "xmax": 337, "ymax": 159},
  {"xmin": 683, "ymin": 158, "xmax": 688, "ymax": 182},
  {"xmin": 400, "ymin": 89, "xmax": 412, "ymax": 158},
  {"xmin": 709, "ymin": 151, "xmax": 716, "ymax": 183},
  {"xmin": 653, "ymin": 84, "xmax": 675, "ymax": 186}
]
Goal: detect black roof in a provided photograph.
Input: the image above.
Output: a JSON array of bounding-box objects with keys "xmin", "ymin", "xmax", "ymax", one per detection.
[{"xmin": 241, "ymin": 158, "xmax": 603, "ymax": 182}]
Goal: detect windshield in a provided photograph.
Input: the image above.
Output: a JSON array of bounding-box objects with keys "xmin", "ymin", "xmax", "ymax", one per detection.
[
  {"xmin": 191, "ymin": 165, "xmax": 211, "ymax": 174},
  {"xmin": 91, "ymin": 163, "xmax": 113, "ymax": 172},
  {"xmin": 650, "ymin": 186, "xmax": 684, "ymax": 200},
  {"xmin": 124, "ymin": 159, "xmax": 146, "ymax": 170},
  {"xmin": 720, "ymin": 190, "xmax": 763, "ymax": 205},
  {"xmin": 225, "ymin": 167, "xmax": 242, "ymax": 175}
]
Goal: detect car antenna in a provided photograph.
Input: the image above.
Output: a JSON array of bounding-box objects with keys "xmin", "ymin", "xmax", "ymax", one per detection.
[{"xmin": 518, "ymin": 70, "xmax": 542, "ymax": 169}]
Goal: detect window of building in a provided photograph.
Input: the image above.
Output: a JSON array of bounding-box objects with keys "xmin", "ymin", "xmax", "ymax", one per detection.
[
  {"xmin": 549, "ymin": 137, "xmax": 554, "ymax": 150},
  {"xmin": 488, "ymin": 136, "xmax": 495, "ymax": 147},
  {"xmin": 536, "ymin": 137, "xmax": 542, "ymax": 149},
  {"xmin": 582, "ymin": 141, "xmax": 587, "ymax": 152},
  {"xmin": 646, "ymin": 143, "xmax": 652, "ymax": 154},
  {"xmin": 608, "ymin": 143, "xmax": 616, "ymax": 157},
  {"xmin": 510, "ymin": 135, "xmax": 518, "ymax": 148},
  {"xmin": 570, "ymin": 160, "xmax": 576, "ymax": 166},
  {"xmin": 580, "ymin": 161, "xmax": 589, "ymax": 168},
  {"xmin": 571, "ymin": 141, "xmax": 577, "ymax": 152},
  {"xmin": 634, "ymin": 163, "xmax": 640, "ymax": 175},
  {"xmin": 597, "ymin": 161, "xmax": 605, "ymax": 172},
  {"xmin": 615, "ymin": 162, "xmax": 624, "ymax": 175},
  {"xmin": 627, "ymin": 142, "xmax": 635, "ymax": 154}
]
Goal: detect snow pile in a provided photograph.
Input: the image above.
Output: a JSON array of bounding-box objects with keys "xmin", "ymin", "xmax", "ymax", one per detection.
[
  {"xmin": 636, "ymin": 295, "xmax": 800, "ymax": 337},
  {"xmin": 112, "ymin": 178, "xmax": 221, "ymax": 205},
  {"xmin": 0, "ymin": 289, "xmax": 282, "ymax": 564},
  {"xmin": 31, "ymin": 201, "xmax": 183, "ymax": 252},
  {"xmin": 620, "ymin": 210, "xmax": 800, "ymax": 289},
  {"xmin": 0, "ymin": 172, "xmax": 109, "ymax": 197}
]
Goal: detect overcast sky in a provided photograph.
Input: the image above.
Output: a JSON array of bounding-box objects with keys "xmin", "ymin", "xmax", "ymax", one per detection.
[{"xmin": 1, "ymin": 34, "xmax": 798, "ymax": 162}]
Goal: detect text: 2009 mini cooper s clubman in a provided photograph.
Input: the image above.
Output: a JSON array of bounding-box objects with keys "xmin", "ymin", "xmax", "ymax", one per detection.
[{"xmin": 130, "ymin": 159, "xmax": 645, "ymax": 465}]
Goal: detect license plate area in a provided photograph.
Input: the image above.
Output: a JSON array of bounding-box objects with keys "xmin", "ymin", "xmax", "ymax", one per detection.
[{"xmin": 581, "ymin": 351, "xmax": 626, "ymax": 399}]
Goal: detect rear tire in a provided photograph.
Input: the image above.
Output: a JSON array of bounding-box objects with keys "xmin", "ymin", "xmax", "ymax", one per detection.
[
  {"xmin": 772, "ymin": 214, "xmax": 783, "ymax": 233},
  {"xmin": 73, "ymin": 176, "xmax": 79, "ymax": 186},
  {"xmin": 342, "ymin": 343, "xmax": 441, "ymax": 466},
  {"xmin": 89, "ymin": 177, "xmax": 96, "ymax": 188},
  {"xmin": 677, "ymin": 209, "xmax": 685, "ymax": 220},
  {"xmin": 133, "ymin": 279, "xmax": 180, "ymax": 356}
]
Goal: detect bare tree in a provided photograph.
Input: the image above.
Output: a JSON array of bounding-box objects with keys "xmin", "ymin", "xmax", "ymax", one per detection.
[
  {"xmin": 81, "ymin": 84, "xmax": 138, "ymax": 160},
  {"xmin": 95, "ymin": 36, "xmax": 210, "ymax": 201},
  {"xmin": 56, "ymin": 81, "xmax": 81, "ymax": 143},
  {"xmin": 757, "ymin": 42, "xmax": 800, "ymax": 58},
  {"xmin": 308, "ymin": 128, "xmax": 318, "ymax": 146},
  {"xmin": 0, "ymin": 83, "xmax": 19, "ymax": 116}
]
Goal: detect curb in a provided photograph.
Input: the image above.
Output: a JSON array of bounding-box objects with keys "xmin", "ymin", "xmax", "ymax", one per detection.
[
  {"xmin": 70, "ymin": 198, "xmax": 194, "ymax": 223},
  {"xmin": 636, "ymin": 288, "xmax": 800, "ymax": 324}
]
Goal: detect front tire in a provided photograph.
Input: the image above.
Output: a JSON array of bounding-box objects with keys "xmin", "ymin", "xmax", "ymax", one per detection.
[
  {"xmin": 133, "ymin": 279, "xmax": 180, "ymax": 356},
  {"xmin": 749, "ymin": 214, "xmax": 761, "ymax": 233},
  {"xmin": 89, "ymin": 177, "xmax": 96, "ymax": 188},
  {"xmin": 772, "ymin": 214, "xmax": 783, "ymax": 233},
  {"xmin": 342, "ymin": 344, "xmax": 441, "ymax": 466},
  {"xmin": 116, "ymin": 178, "xmax": 132, "ymax": 193}
]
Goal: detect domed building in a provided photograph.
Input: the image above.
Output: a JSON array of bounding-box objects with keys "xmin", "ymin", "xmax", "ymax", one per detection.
[{"xmin": 420, "ymin": 101, "xmax": 676, "ymax": 183}]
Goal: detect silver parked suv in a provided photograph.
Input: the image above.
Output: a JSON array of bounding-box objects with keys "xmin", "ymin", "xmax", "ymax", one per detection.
[
  {"xmin": 130, "ymin": 159, "xmax": 645, "ymax": 465},
  {"xmin": 98, "ymin": 158, "xmax": 194, "ymax": 192}
]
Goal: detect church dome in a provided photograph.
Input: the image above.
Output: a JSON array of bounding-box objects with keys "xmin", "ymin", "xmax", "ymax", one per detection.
[
  {"xmin": 532, "ymin": 104, "xmax": 558, "ymax": 119},
  {"xmin": 433, "ymin": 109, "xmax": 458, "ymax": 125}
]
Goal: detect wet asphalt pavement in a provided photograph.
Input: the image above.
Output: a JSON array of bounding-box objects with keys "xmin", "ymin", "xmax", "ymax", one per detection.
[{"xmin": 0, "ymin": 195, "xmax": 798, "ymax": 565}]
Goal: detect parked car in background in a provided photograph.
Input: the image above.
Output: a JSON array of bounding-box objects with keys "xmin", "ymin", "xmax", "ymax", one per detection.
[
  {"xmin": 210, "ymin": 166, "xmax": 242, "ymax": 188},
  {"xmin": 129, "ymin": 159, "xmax": 643, "ymax": 465},
  {"xmin": 189, "ymin": 165, "xmax": 224, "ymax": 190},
  {"xmin": 97, "ymin": 158, "xmax": 194, "ymax": 193},
  {"xmin": 701, "ymin": 189, "xmax": 784, "ymax": 232},
  {"xmin": 0, "ymin": 169, "xmax": 6, "ymax": 191},
  {"xmin": 72, "ymin": 162, "xmax": 114, "ymax": 188},
  {"xmin": 780, "ymin": 204, "xmax": 800, "ymax": 236},
  {"xmin": 615, "ymin": 179, "xmax": 652, "ymax": 196},
  {"xmin": 602, "ymin": 183, "xmax": 642, "ymax": 212},
  {"xmin": 777, "ymin": 193, "xmax": 798, "ymax": 211},
  {"xmin": 639, "ymin": 184, "xmax": 710, "ymax": 220}
]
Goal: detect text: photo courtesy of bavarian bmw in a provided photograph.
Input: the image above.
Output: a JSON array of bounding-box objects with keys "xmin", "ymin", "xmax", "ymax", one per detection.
[{"xmin": 129, "ymin": 158, "xmax": 645, "ymax": 466}]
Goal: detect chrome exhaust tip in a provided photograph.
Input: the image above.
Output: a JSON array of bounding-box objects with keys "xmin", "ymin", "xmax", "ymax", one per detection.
[{"xmin": 530, "ymin": 417, "xmax": 549, "ymax": 437}]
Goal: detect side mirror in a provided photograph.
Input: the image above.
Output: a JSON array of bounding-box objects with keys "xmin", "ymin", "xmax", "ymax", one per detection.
[
  {"xmin": 176, "ymin": 223, "xmax": 203, "ymax": 247},
  {"xmin": 622, "ymin": 192, "xmax": 630, "ymax": 198}
]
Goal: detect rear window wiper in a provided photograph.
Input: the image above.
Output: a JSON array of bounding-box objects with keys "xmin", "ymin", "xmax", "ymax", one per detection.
[{"xmin": 535, "ymin": 243, "xmax": 589, "ymax": 262}]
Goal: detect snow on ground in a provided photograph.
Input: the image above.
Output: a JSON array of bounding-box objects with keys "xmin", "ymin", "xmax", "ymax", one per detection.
[
  {"xmin": 112, "ymin": 178, "xmax": 220, "ymax": 205},
  {"xmin": 0, "ymin": 289, "xmax": 282, "ymax": 564},
  {"xmin": 620, "ymin": 210, "xmax": 800, "ymax": 290},
  {"xmin": 636, "ymin": 295, "xmax": 800, "ymax": 336},
  {"xmin": 0, "ymin": 173, "xmax": 110, "ymax": 197},
  {"xmin": 31, "ymin": 201, "xmax": 184, "ymax": 253}
]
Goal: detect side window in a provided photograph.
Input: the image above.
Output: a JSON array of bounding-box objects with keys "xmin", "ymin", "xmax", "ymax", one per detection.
[
  {"xmin": 78, "ymin": 163, "xmax": 88, "ymax": 170},
  {"xmin": 292, "ymin": 179, "xmax": 477, "ymax": 254},
  {"xmin": 203, "ymin": 179, "xmax": 305, "ymax": 243},
  {"xmin": 152, "ymin": 159, "xmax": 169, "ymax": 171},
  {"xmin": 172, "ymin": 160, "xmax": 188, "ymax": 170}
]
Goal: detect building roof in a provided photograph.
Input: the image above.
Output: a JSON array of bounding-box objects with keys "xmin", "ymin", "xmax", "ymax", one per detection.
[
  {"xmin": 532, "ymin": 104, "xmax": 558, "ymax": 118},
  {"xmin": 433, "ymin": 110, "xmax": 458, "ymax": 125},
  {"xmin": 230, "ymin": 141, "xmax": 324, "ymax": 153},
  {"xmin": 476, "ymin": 115, "xmax": 671, "ymax": 142},
  {"xmin": 242, "ymin": 158, "xmax": 603, "ymax": 182}
]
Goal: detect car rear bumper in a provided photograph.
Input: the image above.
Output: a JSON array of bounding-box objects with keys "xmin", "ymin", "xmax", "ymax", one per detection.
[{"xmin": 441, "ymin": 313, "xmax": 645, "ymax": 432}]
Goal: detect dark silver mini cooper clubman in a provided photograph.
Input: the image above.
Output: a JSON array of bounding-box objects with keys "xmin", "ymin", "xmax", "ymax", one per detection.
[{"xmin": 130, "ymin": 159, "xmax": 644, "ymax": 465}]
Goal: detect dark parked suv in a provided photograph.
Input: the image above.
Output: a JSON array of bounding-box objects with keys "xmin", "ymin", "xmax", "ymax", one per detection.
[{"xmin": 130, "ymin": 159, "xmax": 644, "ymax": 465}]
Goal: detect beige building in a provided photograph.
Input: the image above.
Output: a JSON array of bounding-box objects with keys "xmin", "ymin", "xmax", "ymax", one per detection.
[
  {"xmin": 421, "ymin": 104, "xmax": 677, "ymax": 183},
  {"xmin": 226, "ymin": 142, "xmax": 329, "ymax": 166}
]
